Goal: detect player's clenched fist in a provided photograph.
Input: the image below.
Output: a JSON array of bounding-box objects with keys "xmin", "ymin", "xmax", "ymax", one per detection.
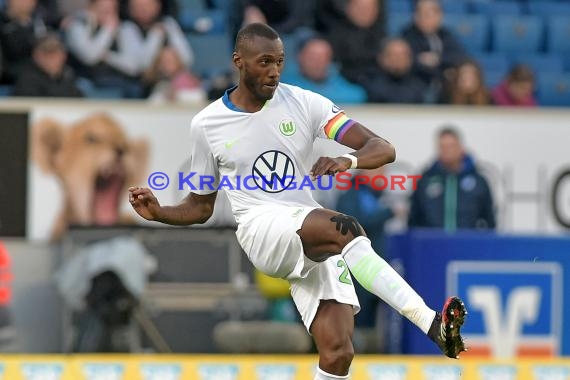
[{"xmin": 128, "ymin": 187, "xmax": 162, "ymax": 221}]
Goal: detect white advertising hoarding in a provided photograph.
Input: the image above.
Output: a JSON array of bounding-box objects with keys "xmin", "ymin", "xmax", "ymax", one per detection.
[{"xmin": 27, "ymin": 103, "xmax": 570, "ymax": 241}]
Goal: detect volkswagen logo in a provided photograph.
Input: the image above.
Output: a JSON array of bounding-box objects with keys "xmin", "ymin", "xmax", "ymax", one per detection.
[{"xmin": 252, "ymin": 150, "xmax": 295, "ymax": 193}]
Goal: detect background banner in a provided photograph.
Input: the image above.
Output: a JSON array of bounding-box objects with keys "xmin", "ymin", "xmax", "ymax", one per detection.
[
  {"xmin": 0, "ymin": 355, "xmax": 568, "ymax": 380},
  {"xmin": 26, "ymin": 105, "xmax": 570, "ymax": 241},
  {"xmin": 388, "ymin": 230, "xmax": 570, "ymax": 357},
  {"xmin": 27, "ymin": 106, "xmax": 202, "ymax": 241}
]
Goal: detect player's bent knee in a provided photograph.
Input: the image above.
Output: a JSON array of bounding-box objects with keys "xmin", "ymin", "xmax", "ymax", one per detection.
[
  {"xmin": 320, "ymin": 341, "xmax": 354, "ymax": 373},
  {"xmin": 329, "ymin": 213, "xmax": 366, "ymax": 249}
]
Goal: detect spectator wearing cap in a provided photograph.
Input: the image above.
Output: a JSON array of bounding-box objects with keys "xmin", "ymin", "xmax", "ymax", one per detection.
[
  {"xmin": 13, "ymin": 33, "xmax": 84, "ymax": 97},
  {"xmin": 281, "ymin": 35, "xmax": 366, "ymax": 104}
]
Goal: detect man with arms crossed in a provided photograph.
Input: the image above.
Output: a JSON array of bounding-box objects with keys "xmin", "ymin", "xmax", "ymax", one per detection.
[{"xmin": 129, "ymin": 23, "xmax": 466, "ymax": 379}]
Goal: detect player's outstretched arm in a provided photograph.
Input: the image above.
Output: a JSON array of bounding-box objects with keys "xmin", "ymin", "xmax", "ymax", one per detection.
[
  {"xmin": 311, "ymin": 123, "xmax": 396, "ymax": 177},
  {"xmin": 128, "ymin": 187, "xmax": 217, "ymax": 225}
]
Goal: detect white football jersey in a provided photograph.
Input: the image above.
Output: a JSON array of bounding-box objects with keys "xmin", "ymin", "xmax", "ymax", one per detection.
[{"xmin": 188, "ymin": 83, "xmax": 356, "ymax": 224}]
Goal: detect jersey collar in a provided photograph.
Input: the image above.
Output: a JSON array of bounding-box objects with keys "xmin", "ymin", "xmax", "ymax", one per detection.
[
  {"xmin": 222, "ymin": 86, "xmax": 270, "ymax": 113},
  {"xmin": 222, "ymin": 86, "xmax": 247, "ymax": 112}
]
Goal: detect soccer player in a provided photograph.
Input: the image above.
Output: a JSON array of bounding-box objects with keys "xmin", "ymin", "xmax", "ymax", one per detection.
[{"xmin": 129, "ymin": 23, "xmax": 467, "ymax": 379}]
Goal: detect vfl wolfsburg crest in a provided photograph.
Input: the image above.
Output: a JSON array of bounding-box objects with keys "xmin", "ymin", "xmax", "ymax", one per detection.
[{"xmin": 279, "ymin": 120, "xmax": 296, "ymax": 136}]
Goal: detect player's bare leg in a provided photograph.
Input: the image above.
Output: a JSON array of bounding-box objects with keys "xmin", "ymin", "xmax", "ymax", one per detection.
[
  {"xmin": 310, "ymin": 300, "xmax": 354, "ymax": 379},
  {"xmin": 297, "ymin": 208, "xmax": 467, "ymax": 359}
]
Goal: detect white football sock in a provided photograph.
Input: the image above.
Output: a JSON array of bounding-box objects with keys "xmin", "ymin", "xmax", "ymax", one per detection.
[
  {"xmin": 341, "ymin": 236, "xmax": 436, "ymax": 334},
  {"xmin": 314, "ymin": 367, "xmax": 349, "ymax": 379}
]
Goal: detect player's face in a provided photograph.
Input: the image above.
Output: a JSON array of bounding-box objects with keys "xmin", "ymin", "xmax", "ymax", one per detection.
[{"xmin": 239, "ymin": 36, "xmax": 284, "ymax": 101}]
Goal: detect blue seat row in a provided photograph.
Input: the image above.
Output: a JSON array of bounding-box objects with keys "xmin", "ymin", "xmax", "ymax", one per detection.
[
  {"xmin": 186, "ymin": 33, "xmax": 233, "ymax": 78},
  {"xmin": 388, "ymin": 13, "xmax": 570, "ymax": 55},
  {"xmin": 386, "ymin": 0, "xmax": 570, "ymax": 16},
  {"xmin": 536, "ymin": 74, "xmax": 570, "ymax": 107}
]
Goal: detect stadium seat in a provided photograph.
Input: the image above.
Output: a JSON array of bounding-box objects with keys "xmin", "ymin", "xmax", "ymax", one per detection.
[
  {"xmin": 386, "ymin": 0, "xmax": 412, "ymax": 14},
  {"xmin": 179, "ymin": 9, "xmax": 226, "ymax": 34},
  {"xmin": 187, "ymin": 33, "xmax": 233, "ymax": 78},
  {"xmin": 470, "ymin": 1, "xmax": 521, "ymax": 16},
  {"xmin": 280, "ymin": 28, "xmax": 321, "ymax": 60},
  {"xmin": 443, "ymin": 14, "xmax": 490, "ymax": 52},
  {"xmin": 537, "ymin": 74, "xmax": 570, "ymax": 107},
  {"xmin": 491, "ymin": 15, "xmax": 544, "ymax": 54},
  {"xmin": 477, "ymin": 52, "xmax": 510, "ymax": 74},
  {"xmin": 387, "ymin": 13, "xmax": 412, "ymax": 36},
  {"xmin": 509, "ymin": 54, "xmax": 564, "ymax": 77},
  {"xmin": 527, "ymin": 2, "xmax": 570, "ymax": 17},
  {"xmin": 75, "ymin": 78, "xmax": 125, "ymax": 99},
  {"xmin": 484, "ymin": 70, "xmax": 506, "ymax": 88},
  {"xmin": 281, "ymin": 61, "xmax": 299, "ymax": 77},
  {"xmin": 562, "ymin": 54, "xmax": 570, "ymax": 72},
  {"xmin": 281, "ymin": 34, "xmax": 300, "ymax": 60},
  {"xmin": 440, "ymin": 0, "xmax": 468, "ymax": 14},
  {"xmin": 546, "ymin": 16, "xmax": 570, "ymax": 54},
  {"xmin": 83, "ymin": 87, "xmax": 124, "ymax": 99},
  {"xmin": 476, "ymin": 53, "xmax": 510, "ymax": 88}
]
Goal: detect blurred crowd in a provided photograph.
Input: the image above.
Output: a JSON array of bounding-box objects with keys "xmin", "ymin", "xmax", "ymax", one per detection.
[
  {"xmin": 1, "ymin": 0, "xmax": 565, "ymax": 106},
  {"xmin": 0, "ymin": 0, "xmax": 203, "ymax": 100}
]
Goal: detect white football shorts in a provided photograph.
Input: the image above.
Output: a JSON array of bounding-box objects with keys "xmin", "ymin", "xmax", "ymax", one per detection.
[{"xmin": 236, "ymin": 204, "xmax": 360, "ymax": 331}]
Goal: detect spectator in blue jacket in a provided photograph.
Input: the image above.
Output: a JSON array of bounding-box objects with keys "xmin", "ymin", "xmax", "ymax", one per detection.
[
  {"xmin": 408, "ymin": 127, "xmax": 496, "ymax": 231},
  {"xmin": 281, "ymin": 35, "xmax": 366, "ymax": 104}
]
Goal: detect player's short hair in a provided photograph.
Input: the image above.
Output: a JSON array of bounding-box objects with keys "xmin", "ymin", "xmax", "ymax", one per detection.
[
  {"xmin": 235, "ymin": 23, "xmax": 280, "ymax": 53},
  {"xmin": 438, "ymin": 126, "xmax": 462, "ymax": 142}
]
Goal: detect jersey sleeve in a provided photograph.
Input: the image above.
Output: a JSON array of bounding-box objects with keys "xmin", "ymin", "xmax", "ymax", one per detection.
[
  {"xmin": 188, "ymin": 117, "xmax": 220, "ymax": 194},
  {"xmin": 307, "ymin": 90, "xmax": 357, "ymax": 142}
]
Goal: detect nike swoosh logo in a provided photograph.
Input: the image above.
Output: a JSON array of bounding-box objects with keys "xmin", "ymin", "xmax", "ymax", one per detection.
[
  {"xmin": 332, "ymin": 104, "xmax": 341, "ymax": 113},
  {"xmin": 225, "ymin": 140, "xmax": 238, "ymax": 149}
]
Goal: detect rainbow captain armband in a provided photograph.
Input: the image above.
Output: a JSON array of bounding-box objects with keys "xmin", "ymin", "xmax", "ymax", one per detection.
[{"xmin": 324, "ymin": 112, "xmax": 356, "ymax": 142}]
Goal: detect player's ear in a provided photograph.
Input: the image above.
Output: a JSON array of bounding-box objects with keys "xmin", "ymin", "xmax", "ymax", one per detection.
[
  {"xmin": 233, "ymin": 52, "xmax": 243, "ymax": 69},
  {"xmin": 31, "ymin": 118, "xmax": 64, "ymax": 174}
]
